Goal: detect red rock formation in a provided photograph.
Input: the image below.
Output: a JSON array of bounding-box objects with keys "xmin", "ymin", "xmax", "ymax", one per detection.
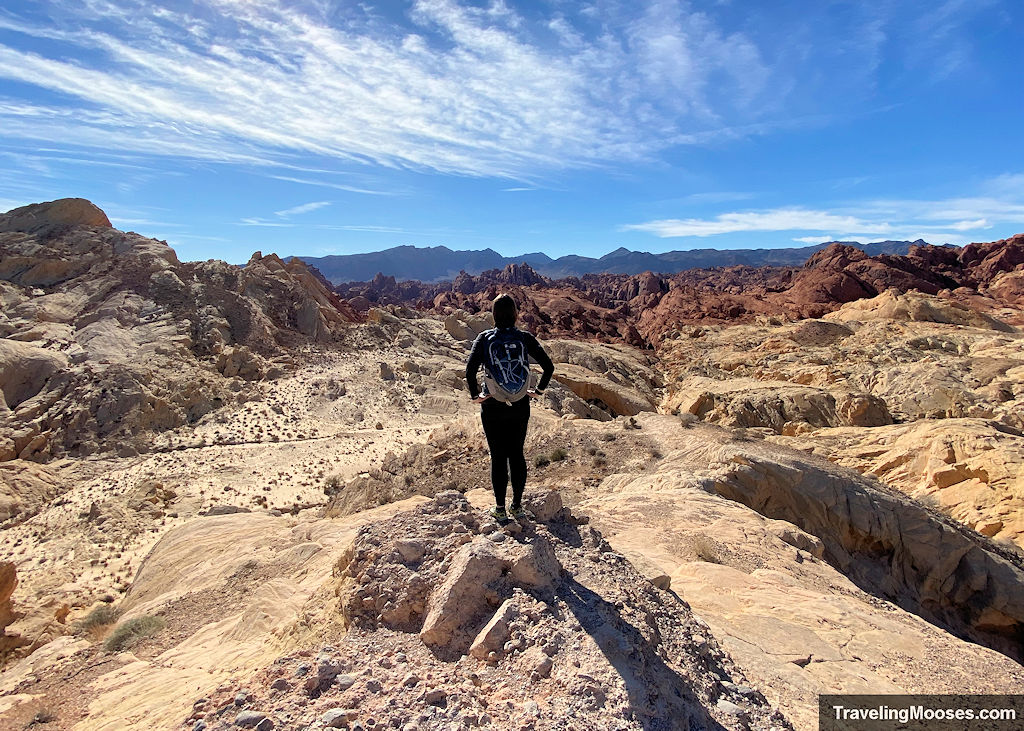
[{"xmin": 332, "ymin": 235, "xmax": 1024, "ymax": 347}]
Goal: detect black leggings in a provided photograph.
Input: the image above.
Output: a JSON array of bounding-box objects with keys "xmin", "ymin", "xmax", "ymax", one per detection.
[{"xmin": 480, "ymin": 398, "xmax": 530, "ymax": 508}]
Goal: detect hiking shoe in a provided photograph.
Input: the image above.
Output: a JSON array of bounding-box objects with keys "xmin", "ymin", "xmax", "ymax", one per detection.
[
  {"xmin": 489, "ymin": 506, "xmax": 508, "ymax": 522},
  {"xmin": 510, "ymin": 506, "xmax": 530, "ymax": 521}
]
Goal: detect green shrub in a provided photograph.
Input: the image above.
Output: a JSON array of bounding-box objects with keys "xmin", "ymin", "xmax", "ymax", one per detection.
[
  {"xmin": 77, "ymin": 604, "xmax": 121, "ymax": 633},
  {"xmin": 550, "ymin": 447, "xmax": 568, "ymax": 462},
  {"xmin": 534, "ymin": 454, "xmax": 550, "ymax": 468},
  {"xmin": 104, "ymin": 615, "xmax": 165, "ymax": 652}
]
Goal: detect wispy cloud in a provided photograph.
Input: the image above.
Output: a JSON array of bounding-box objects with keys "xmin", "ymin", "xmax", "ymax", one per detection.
[
  {"xmin": 623, "ymin": 177, "xmax": 1024, "ymax": 244},
  {"xmin": 274, "ymin": 200, "xmax": 331, "ymax": 217},
  {"xmin": 238, "ymin": 218, "xmax": 295, "ymax": 227},
  {"xmin": 268, "ymin": 176, "xmax": 397, "ymax": 196},
  {"xmin": 0, "ymin": 0, "xmax": 786, "ymax": 178},
  {"xmin": 623, "ymin": 209, "xmax": 871, "ymax": 237}
]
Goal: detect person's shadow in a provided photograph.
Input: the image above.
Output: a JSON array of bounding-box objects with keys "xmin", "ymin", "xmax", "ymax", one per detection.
[{"xmin": 544, "ymin": 521, "xmax": 733, "ymax": 730}]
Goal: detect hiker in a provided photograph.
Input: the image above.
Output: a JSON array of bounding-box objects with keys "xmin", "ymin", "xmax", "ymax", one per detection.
[{"xmin": 465, "ymin": 294, "xmax": 555, "ymax": 522}]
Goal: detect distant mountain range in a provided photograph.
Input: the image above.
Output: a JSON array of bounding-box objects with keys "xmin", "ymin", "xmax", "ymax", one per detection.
[{"xmin": 295, "ymin": 240, "xmax": 936, "ymax": 284}]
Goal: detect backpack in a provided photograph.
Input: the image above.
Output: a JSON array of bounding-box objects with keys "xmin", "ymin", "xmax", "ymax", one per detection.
[{"xmin": 481, "ymin": 328, "xmax": 531, "ymax": 404}]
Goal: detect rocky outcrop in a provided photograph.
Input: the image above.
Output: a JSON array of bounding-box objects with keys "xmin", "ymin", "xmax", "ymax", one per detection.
[
  {"xmin": 782, "ymin": 418, "xmax": 1024, "ymax": 549},
  {"xmin": 0, "ymin": 198, "xmax": 111, "ymax": 238},
  {"xmin": 686, "ymin": 425, "xmax": 1024, "ymax": 659},
  {"xmin": 0, "ymin": 199, "xmax": 360, "ymax": 462},
  {"xmin": 825, "ymin": 289, "xmax": 1015, "ymax": 331},
  {"xmin": 582, "ymin": 459, "xmax": 1024, "ymax": 728},
  {"xmin": 0, "ymin": 340, "xmax": 67, "ymax": 412},
  {"xmin": 673, "ymin": 379, "xmax": 892, "ymax": 434},
  {"xmin": 0, "ymin": 461, "xmax": 63, "ymax": 525},
  {"xmin": 332, "ymin": 490, "xmax": 789, "ymax": 729}
]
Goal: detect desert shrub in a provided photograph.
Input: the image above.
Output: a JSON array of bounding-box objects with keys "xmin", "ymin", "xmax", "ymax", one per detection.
[
  {"xmin": 77, "ymin": 604, "xmax": 121, "ymax": 633},
  {"xmin": 30, "ymin": 708, "xmax": 57, "ymax": 724},
  {"xmin": 323, "ymin": 474, "xmax": 343, "ymax": 495},
  {"xmin": 534, "ymin": 454, "xmax": 550, "ymax": 468},
  {"xmin": 550, "ymin": 447, "xmax": 568, "ymax": 462},
  {"xmin": 690, "ymin": 535, "xmax": 721, "ymax": 564},
  {"xmin": 104, "ymin": 615, "xmax": 165, "ymax": 652}
]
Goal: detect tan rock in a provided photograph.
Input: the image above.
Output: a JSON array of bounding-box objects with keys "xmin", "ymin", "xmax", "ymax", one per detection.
[
  {"xmin": 469, "ymin": 597, "xmax": 518, "ymax": 659},
  {"xmin": 0, "ymin": 340, "xmax": 67, "ymax": 411},
  {"xmin": 419, "ymin": 538, "xmax": 510, "ymax": 651},
  {"xmin": 825, "ymin": 289, "xmax": 1015, "ymax": 332}
]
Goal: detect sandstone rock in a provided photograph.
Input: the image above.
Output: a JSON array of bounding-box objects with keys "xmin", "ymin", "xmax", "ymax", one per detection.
[
  {"xmin": 0, "ymin": 462, "xmax": 63, "ymax": 523},
  {"xmin": 469, "ymin": 598, "xmax": 518, "ymax": 659},
  {"xmin": 217, "ymin": 346, "xmax": 268, "ymax": 381},
  {"xmin": 0, "ymin": 198, "xmax": 111, "ymax": 236},
  {"xmin": 826, "ymin": 289, "xmax": 1014, "ymax": 332},
  {"xmin": 0, "ymin": 339, "xmax": 67, "ymax": 412},
  {"xmin": 443, "ymin": 313, "xmax": 477, "ymax": 342},
  {"xmin": 782, "ymin": 418, "xmax": 1024, "ymax": 549},
  {"xmin": 322, "ymin": 708, "xmax": 357, "ymax": 727},
  {"xmin": 419, "ymin": 538, "xmax": 510, "ymax": 651}
]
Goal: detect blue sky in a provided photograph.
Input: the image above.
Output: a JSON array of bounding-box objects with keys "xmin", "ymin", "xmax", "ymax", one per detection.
[{"xmin": 0, "ymin": 0, "xmax": 1022, "ymax": 264}]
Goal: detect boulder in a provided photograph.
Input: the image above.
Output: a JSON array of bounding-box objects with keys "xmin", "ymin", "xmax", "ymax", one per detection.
[{"xmin": 0, "ymin": 340, "xmax": 67, "ymax": 411}]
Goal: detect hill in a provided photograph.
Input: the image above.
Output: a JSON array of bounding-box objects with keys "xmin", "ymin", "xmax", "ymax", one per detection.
[{"xmin": 296, "ymin": 240, "xmax": 933, "ymax": 283}]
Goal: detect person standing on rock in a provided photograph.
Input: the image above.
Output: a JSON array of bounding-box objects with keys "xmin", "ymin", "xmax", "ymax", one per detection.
[{"xmin": 465, "ymin": 294, "xmax": 554, "ymax": 522}]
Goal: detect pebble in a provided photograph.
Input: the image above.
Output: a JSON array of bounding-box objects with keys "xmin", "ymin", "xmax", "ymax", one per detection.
[
  {"xmin": 322, "ymin": 708, "xmax": 356, "ymax": 728},
  {"xmin": 294, "ymin": 663, "xmax": 311, "ymax": 677},
  {"xmin": 716, "ymin": 698, "xmax": 748, "ymax": 721},
  {"xmin": 524, "ymin": 700, "xmax": 540, "ymax": 718},
  {"xmin": 192, "ymin": 722, "xmax": 207, "ymax": 731},
  {"xmin": 234, "ymin": 710, "xmax": 270, "ymax": 728},
  {"xmin": 270, "ymin": 678, "xmax": 291, "ymax": 692},
  {"xmin": 234, "ymin": 691, "xmax": 248, "ymax": 706},
  {"xmin": 487, "ymin": 531, "xmax": 507, "ymax": 543},
  {"xmin": 335, "ymin": 674, "xmax": 356, "ymax": 690},
  {"xmin": 402, "ymin": 672, "xmax": 421, "ymax": 687},
  {"xmin": 423, "ymin": 688, "xmax": 446, "ymax": 706}
]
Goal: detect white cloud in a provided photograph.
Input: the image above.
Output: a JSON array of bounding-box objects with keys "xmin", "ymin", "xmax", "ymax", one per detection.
[
  {"xmin": 623, "ymin": 178, "xmax": 1024, "ymax": 243},
  {"xmin": 268, "ymin": 176, "xmax": 397, "ymax": 196},
  {"xmin": 274, "ymin": 201, "xmax": 331, "ymax": 217},
  {"xmin": 622, "ymin": 209, "xmax": 876, "ymax": 237},
  {"xmin": 238, "ymin": 218, "xmax": 296, "ymax": 227},
  {"xmin": 0, "ymin": 0, "xmax": 780, "ymax": 178}
]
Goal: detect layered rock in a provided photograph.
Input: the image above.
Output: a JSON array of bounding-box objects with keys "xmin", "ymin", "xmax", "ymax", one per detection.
[
  {"xmin": 0, "ymin": 199, "xmax": 360, "ymax": 462},
  {"xmin": 780, "ymin": 418, "xmax": 1024, "ymax": 549},
  {"xmin": 582, "ymin": 414, "xmax": 1024, "ymax": 728}
]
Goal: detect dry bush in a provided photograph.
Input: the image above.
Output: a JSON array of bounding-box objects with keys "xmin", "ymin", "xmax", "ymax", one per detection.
[
  {"xmin": 104, "ymin": 615, "xmax": 165, "ymax": 652},
  {"xmin": 690, "ymin": 535, "xmax": 722, "ymax": 564}
]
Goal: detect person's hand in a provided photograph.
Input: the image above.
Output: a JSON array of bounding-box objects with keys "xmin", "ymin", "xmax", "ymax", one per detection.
[
  {"xmin": 527, "ymin": 389, "xmax": 542, "ymax": 399},
  {"xmin": 472, "ymin": 395, "xmax": 491, "ymax": 404}
]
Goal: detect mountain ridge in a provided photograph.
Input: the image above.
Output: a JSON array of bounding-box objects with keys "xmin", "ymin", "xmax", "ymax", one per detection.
[{"xmin": 295, "ymin": 239, "xmax": 939, "ymax": 283}]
